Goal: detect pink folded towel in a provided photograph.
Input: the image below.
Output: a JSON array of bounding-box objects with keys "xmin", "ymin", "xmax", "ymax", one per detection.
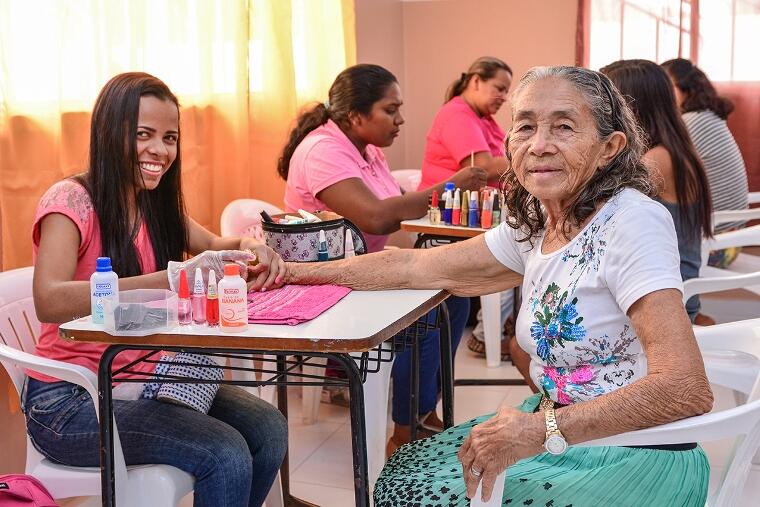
[{"xmin": 247, "ymin": 284, "xmax": 352, "ymax": 325}]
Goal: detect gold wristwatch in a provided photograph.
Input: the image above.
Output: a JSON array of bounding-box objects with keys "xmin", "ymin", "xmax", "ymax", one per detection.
[{"xmin": 539, "ymin": 396, "xmax": 568, "ymax": 455}]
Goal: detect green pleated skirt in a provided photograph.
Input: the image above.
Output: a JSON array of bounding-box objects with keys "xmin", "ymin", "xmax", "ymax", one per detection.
[{"xmin": 374, "ymin": 394, "xmax": 709, "ymax": 507}]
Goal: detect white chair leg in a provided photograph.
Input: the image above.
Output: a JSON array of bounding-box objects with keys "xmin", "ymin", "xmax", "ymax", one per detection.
[
  {"xmin": 264, "ymin": 472, "xmax": 284, "ymax": 507},
  {"xmin": 302, "ymin": 356, "xmax": 328, "ymax": 425},
  {"xmin": 480, "ymin": 293, "xmax": 502, "ymax": 368},
  {"xmin": 364, "ymin": 358, "xmax": 394, "ymax": 491}
]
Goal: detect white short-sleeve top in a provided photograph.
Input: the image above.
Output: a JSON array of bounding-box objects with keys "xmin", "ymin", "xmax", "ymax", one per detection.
[{"xmin": 485, "ymin": 188, "xmax": 683, "ymax": 404}]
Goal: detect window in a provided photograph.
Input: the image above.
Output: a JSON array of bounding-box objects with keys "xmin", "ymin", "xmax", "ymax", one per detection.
[{"xmin": 587, "ymin": 0, "xmax": 760, "ymax": 81}]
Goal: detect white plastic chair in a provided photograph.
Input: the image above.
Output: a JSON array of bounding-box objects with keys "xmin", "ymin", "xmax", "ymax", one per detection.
[
  {"xmin": 391, "ymin": 169, "xmax": 422, "ymax": 192},
  {"xmin": 0, "ymin": 267, "xmax": 194, "ymax": 506},
  {"xmin": 472, "ymin": 318, "xmax": 760, "ymax": 507}
]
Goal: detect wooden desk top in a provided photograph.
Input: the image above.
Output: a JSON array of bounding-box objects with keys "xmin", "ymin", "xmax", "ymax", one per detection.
[
  {"xmin": 59, "ymin": 289, "xmax": 448, "ymax": 353},
  {"xmin": 400, "ymin": 217, "xmax": 488, "ymax": 239}
]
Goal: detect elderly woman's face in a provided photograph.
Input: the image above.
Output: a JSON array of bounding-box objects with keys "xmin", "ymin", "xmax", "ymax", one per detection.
[{"xmin": 507, "ymin": 78, "xmax": 620, "ymax": 208}]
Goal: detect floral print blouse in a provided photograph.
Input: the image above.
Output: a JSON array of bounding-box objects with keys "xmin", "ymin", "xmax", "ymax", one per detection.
[{"xmin": 484, "ymin": 189, "xmax": 683, "ymax": 404}]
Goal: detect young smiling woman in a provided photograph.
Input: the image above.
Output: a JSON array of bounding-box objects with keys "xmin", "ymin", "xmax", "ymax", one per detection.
[{"xmin": 27, "ymin": 72, "xmax": 288, "ymax": 507}]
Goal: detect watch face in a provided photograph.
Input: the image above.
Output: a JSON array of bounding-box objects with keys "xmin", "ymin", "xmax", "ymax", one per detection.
[{"xmin": 545, "ymin": 435, "xmax": 567, "ymax": 455}]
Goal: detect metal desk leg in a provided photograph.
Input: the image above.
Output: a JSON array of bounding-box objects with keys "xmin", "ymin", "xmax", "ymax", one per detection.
[
  {"xmin": 409, "ymin": 331, "xmax": 420, "ymax": 442},
  {"xmin": 98, "ymin": 345, "xmax": 123, "ymax": 507},
  {"xmin": 331, "ymin": 353, "xmax": 369, "ymax": 507},
  {"xmin": 438, "ymin": 302, "xmax": 454, "ymax": 429}
]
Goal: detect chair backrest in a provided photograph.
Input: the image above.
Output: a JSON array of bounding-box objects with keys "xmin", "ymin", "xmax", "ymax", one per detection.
[
  {"xmin": 683, "ymin": 271, "xmax": 760, "ymax": 302},
  {"xmin": 0, "ymin": 267, "xmax": 40, "ymax": 394},
  {"xmin": 701, "ymin": 223, "xmax": 760, "ymax": 268},
  {"xmin": 391, "ymin": 169, "xmax": 421, "ymax": 193},
  {"xmin": 220, "ymin": 199, "xmax": 284, "ymax": 240}
]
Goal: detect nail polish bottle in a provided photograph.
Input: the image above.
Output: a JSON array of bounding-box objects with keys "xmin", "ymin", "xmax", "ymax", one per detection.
[
  {"xmin": 192, "ymin": 267, "xmax": 206, "ymax": 325},
  {"xmin": 206, "ymin": 269, "xmax": 219, "ymax": 326},
  {"xmin": 178, "ymin": 268, "xmax": 192, "ymax": 325}
]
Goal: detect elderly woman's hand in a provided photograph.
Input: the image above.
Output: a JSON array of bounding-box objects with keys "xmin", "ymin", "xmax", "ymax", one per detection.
[
  {"xmin": 457, "ymin": 405, "xmax": 544, "ymax": 502},
  {"xmin": 239, "ymin": 239, "xmax": 287, "ymax": 292}
]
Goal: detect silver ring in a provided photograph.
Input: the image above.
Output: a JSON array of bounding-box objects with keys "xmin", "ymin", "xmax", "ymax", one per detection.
[{"xmin": 470, "ymin": 466, "xmax": 482, "ymax": 477}]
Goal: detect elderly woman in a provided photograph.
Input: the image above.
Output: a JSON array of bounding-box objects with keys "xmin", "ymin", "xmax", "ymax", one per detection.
[{"xmin": 284, "ymin": 66, "xmax": 713, "ymax": 506}]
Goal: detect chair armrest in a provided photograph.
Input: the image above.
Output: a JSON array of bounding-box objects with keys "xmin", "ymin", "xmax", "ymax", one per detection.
[
  {"xmin": 578, "ymin": 401, "xmax": 760, "ymax": 447},
  {"xmin": 748, "ymin": 192, "xmax": 760, "ymax": 205},
  {"xmin": 704, "ymin": 224, "xmax": 760, "ymax": 251},
  {"xmin": 683, "ymin": 272, "xmax": 760, "ymax": 301},
  {"xmin": 713, "ymin": 208, "xmax": 760, "ymax": 227}
]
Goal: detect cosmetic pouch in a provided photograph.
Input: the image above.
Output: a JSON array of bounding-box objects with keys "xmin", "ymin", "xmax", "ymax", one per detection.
[
  {"xmin": 150, "ymin": 353, "xmax": 224, "ymax": 414},
  {"xmin": 262, "ymin": 211, "xmax": 366, "ymax": 262}
]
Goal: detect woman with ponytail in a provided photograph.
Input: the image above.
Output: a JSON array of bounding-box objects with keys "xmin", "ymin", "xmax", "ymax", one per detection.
[
  {"xmin": 419, "ymin": 56, "xmax": 512, "ymax": 190},
  {"xmin": 279, "ymin": 63, "xmax": 485, "ymax": 454},
  {"xmin": 662, "ymin": 58, "xmax": 749, "ymax": 269}
]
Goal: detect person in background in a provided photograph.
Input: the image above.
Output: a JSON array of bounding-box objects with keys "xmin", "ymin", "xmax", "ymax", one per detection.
[
  {"xmin": 27, "ymin": 72, "xmax": 287, "ymax": 507},
  {"xmin": 420, "ymin": 56, "xmax": 515, "ymax": 361},
  {"xmin": 283, "ymin": 65, "xmax": 713, "ymax": 506},
  {"xmin": 279, "ymin": 63, "xmax": 486, "ymax": 454},
  {"xmin": 662, "ymin": 58, "xmax": 749, "ymax": 268},
  {"xmin": 601, "ymin": 59, "xmax": 713, "ymax": 326}
]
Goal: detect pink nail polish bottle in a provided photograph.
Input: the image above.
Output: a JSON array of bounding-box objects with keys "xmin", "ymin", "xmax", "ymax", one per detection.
[{"xmin": 192, "ymin": 267, "xmax": 206, "ymax": 325}]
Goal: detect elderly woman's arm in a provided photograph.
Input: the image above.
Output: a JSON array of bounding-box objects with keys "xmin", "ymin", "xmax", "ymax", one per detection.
[
  {"xmin": 458, "ymin": 287, "xmax": 713, "ymax": 500},
  {"xmin": 284, "ymin": 234, "xmax": 522, "ymax": 296}
]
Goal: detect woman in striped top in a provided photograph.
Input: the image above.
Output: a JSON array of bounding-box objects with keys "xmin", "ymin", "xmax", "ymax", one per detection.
[{"xmin": 662, "ymin": 58, "xmax": 749, "ymax": 268}]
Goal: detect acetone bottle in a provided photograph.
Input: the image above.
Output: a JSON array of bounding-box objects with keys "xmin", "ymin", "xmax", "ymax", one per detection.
[{"xmin": 218, "ymin": 264, "xmax": 248, "ymax": 332}]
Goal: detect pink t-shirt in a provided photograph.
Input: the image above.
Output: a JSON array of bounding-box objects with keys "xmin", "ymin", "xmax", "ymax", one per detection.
[
  {"xmin": 30, "ymin": 179, "xmax": 158, "ymax": 382},
  {"xmin": 284, "ymin": 119, "xmax": 402, "ymax": 253},
  {"xmin": 419, "ymin": 96, "xmax": 506, "ymax": 190}
]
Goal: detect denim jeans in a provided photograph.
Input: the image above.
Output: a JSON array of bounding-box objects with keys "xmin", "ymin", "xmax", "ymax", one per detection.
[
  {"xmin": 391, "ymin": 296, "xmax": 470, "ymax": 425},
  {"xmin": 23, "ymin": 377, "xmax": 287, "ymax": 507}
]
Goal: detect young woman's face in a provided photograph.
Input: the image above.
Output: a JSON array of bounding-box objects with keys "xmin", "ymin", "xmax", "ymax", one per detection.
[
  {"xmin": 352, "ymin": 82, "xmax": 404, "ymax": 148},
  {"xmin": 135, "ymin": 95, "xmax": 179, "ymax": 191},
  {"xmin": 471, "ymin": 69, "xmax": 512, "ymax": 116}
]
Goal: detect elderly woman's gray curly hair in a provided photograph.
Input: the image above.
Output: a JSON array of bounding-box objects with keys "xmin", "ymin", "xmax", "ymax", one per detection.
[{"xmin": 502, "ymin": 66, "xmax": 655, "ymax": 243}]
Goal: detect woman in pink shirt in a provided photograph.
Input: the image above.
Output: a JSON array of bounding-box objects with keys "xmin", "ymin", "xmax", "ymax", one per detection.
[
  {"xmin": 25, "ymin": 72, "xmax": 287, "ymax": 507},
  {"xmin": 420, "ymin": 56, "xmax": 512, "ymax": 189},
  {"xmin": 279, "ymin": 64, "xmax": 483, "ymax": 453}
]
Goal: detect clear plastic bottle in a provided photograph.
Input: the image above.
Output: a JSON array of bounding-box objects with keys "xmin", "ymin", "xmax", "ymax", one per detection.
[
  {"xmin": 218, "ymin": 264, "xmax": 248, "ymax": 332},
  {"xmin": 90, "ymin": 256, "xmax": 119, "ymax": 324},
  {"xmin": 191, "ymin": 267, "xmax": 206, "ymax": 324}
]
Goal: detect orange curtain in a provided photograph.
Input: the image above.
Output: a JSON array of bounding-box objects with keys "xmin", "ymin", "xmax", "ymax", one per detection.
[{"xmin": 0, "ymin": 0, "xmax": 356, "ymax": 270}]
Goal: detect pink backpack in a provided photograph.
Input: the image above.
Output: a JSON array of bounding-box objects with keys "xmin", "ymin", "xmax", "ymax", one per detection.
[{"xmin": 0, "ymin": 475, "xmax": 58, "ymax": 507}]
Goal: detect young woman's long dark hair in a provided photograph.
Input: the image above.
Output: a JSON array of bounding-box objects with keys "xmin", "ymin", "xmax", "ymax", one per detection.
[
  {"xmin": 601, "ymin": 59, "xmax": 712, "ymax": 239},
  {"xmin": 74, "ymin": 72, "xmax": 188, "ymax": 277},
  {"xmin": 445, "ymin": 56, "xmax": 512, "ymax": 103},
  {"xmin": 661, "ymin": 58, "xmax": 735, "ymax": 119},
  {"xmin": 277, "ymin": 64, "xmax": 398, "ymax": 180}
]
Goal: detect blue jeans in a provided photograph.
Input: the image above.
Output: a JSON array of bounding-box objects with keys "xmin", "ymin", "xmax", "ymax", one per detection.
[
  {"xmin": 23, "ymin": 377, "xmax": 287, "ymax": 507},
  {"xmin": 391, "ymin": 296, "xmax": 469, "ymax": 425}
]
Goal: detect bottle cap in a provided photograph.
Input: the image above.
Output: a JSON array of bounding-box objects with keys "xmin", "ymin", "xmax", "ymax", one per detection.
[
  {"xmin": 193, "ymin": 267, "xmax": 205, "ymax": 294},
  {"xmin": 431, "ymin": 190, "xmax": 439, "ymax": 207},
  {"xmin": 96, "ymin": 257, "xmax": 112, "ymax": 272},
  {"xmin": 224, "ymin": 264, "xmax": 239, "ymax": 276},
  {"xmin": 344, "ymin": 230, "xmax": 355, "ymax": 257},
  {"xmin": 178, "ymin": 268, "xmax": 190, "ymax": 298},
  {"xmin": 444, "ymin": 182, "xmax": 455, "ymax": 192},
  {"xmin": 319, "ymin": 229, "xmax": 327, "ymax": 243},
  {"xmin": 207, "ymin": 269, "xmax": 218, "ymax": 298}
]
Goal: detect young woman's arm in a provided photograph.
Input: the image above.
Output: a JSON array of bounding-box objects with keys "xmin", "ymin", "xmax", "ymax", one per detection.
[
  {"xmin": 317, "ymin": 167, "xmax": 487, "ymax": 236},
  {"xmin": 33, "ymin": 214, "xmax": 167, "ymax": 323},
  {"xmin": 643, "ymin": 146, "xmax": 676, "ymax": 202},
  {"xmin": 460, "ymin": 151, "xmax": 509, "ymax": 181}
]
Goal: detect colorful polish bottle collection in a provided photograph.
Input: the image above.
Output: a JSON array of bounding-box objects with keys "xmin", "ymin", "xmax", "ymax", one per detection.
[
  {"xmin": 428, "ymin": 186, "xmax": 506, "ymax": 229},
  {"xmin": 174, "ymin": 266, "xmax": 226, "ymax": 330}
]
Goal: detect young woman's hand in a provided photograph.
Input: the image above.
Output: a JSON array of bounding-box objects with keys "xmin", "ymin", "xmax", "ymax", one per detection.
[
  {"xmin": 240, "ymin": 240, "xmax": 287, "ymax": 292},
  {"xmin": 450, "ymin": 166, "xmax": 488, "ymax": 191}
]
